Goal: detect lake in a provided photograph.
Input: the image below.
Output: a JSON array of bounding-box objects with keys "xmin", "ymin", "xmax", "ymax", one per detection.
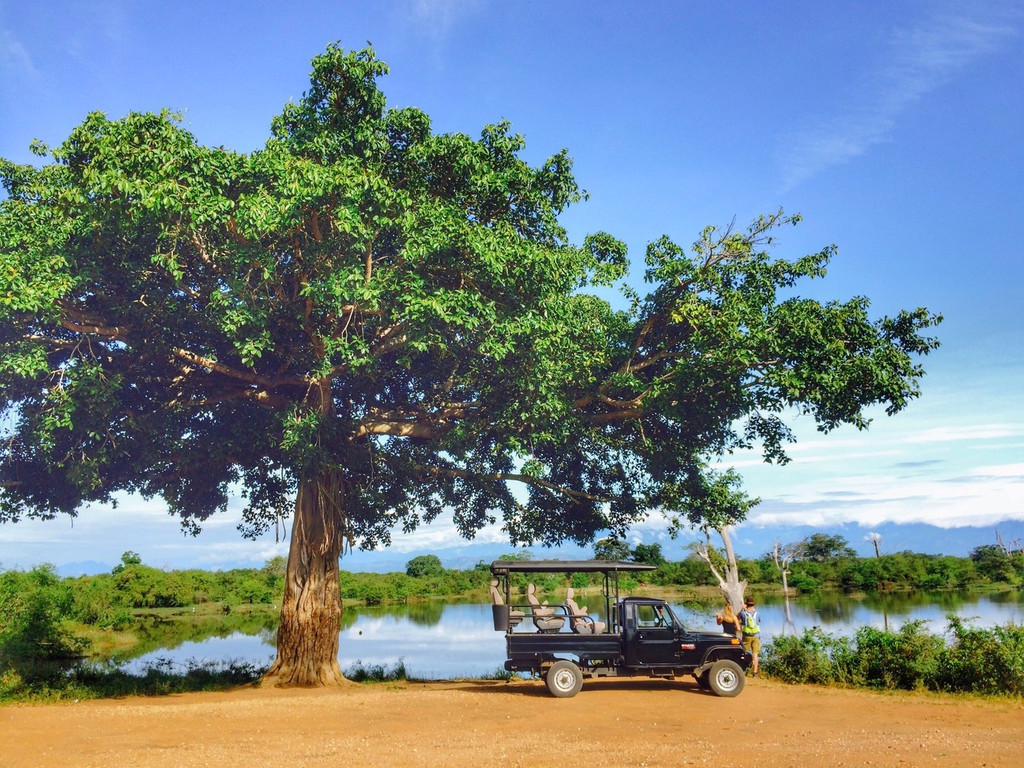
[{"xmin": 119, "ymin": 589, "xmax": 1024, "ymax": 679}]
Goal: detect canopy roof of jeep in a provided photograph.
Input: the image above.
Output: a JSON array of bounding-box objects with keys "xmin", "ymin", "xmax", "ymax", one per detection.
[{"xmin": 489, "ymin": 559, "xmax": 656, "ymax": 575}]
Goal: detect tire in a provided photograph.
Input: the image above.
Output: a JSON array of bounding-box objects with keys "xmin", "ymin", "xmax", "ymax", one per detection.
[
  {"xmin": 545, "ymin": 660, "xmax": 584, "ymax": 698},
  {"xmin": 707, "ymin": 659, "xmax": 745, "ymax": 697}
]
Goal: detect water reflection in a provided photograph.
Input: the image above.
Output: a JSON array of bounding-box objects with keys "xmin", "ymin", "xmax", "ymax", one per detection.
[
  {"xmin": 117, "ymin": 590, "xmax": 1023, "ymax": 680},
  {"xmin": 731, "ymin": 589, "xmax": 1024, "ymax": 638},
  {"xmin": 339, "ymin": 605, "xmax": 507, "ymax": 679}
]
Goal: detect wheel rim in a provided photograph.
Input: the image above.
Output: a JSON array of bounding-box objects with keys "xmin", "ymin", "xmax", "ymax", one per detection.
[
  {"xmin": 553, "ymin": 668, "xmax": 576, "ymax": 692},
  {"xmin": 715, "ymin": 667, "xmax": 739, "ymax": 692}
]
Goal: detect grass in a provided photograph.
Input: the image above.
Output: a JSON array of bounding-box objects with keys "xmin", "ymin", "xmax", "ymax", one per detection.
[
  {"xmin": 343, "ymin": 658, "xmax": 410, "ymax": 683},
  {"xmin": 0, "ymin": 657, "xmax": 268, "ymax": 704}
]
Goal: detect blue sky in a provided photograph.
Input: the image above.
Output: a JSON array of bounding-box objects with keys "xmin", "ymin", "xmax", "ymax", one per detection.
[{"xmin": 1, "ymin": 1, "xmax": 1022, "ymax": 572}]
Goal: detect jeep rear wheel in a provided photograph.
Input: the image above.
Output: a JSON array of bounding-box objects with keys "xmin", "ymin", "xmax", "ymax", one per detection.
[
  {"xmin": 708, "ymin": 659, "xmax": 745, "ymax": 697},
  {"xmin": 545, "ymin": 660, "xmax": 584, "ymax": 698}
]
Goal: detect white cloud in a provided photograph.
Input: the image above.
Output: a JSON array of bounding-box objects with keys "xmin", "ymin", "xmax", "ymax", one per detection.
[
  {"xmin": 780, "ymin": 4, "xmax": 1019, "ymax": 190},
  {"xmin": 749, "ymin": 460, "xmax": 1024, "ymax": 529}
]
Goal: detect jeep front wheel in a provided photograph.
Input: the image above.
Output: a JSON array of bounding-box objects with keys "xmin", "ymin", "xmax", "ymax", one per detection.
[
  {"xmin": 545, "ymin": 660, "xmax": 584, "ymax": 698},
  {"xmin": 707, "ymin": 659, "xmax": 745, "ymax": 697}
]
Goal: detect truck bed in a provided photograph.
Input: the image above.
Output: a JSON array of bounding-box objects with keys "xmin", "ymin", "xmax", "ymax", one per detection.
[{"xmin": 506, "ymin": 630, "xmax": 623, "ymax": 665}]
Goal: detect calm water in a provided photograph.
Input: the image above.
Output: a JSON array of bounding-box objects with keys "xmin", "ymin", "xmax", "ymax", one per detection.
[{"xmin": 120, "ymin": 590, "xmax": 1024, "ymax": 679}]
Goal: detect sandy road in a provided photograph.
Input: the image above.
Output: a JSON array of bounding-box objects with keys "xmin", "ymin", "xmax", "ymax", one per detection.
[{"xmin": 1, "ymin": 677, "xmax": 1021, "ymax": 767}]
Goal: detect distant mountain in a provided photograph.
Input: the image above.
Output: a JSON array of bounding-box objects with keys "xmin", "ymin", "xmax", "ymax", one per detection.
[
  {"xmin": 340, "ymin": 520, "xmax": 1024, "ymax": 573},
  {"xmin": 47, "ymin": 520, "xmax": 1024, "ymax": 575},
  {"xmin": 732, "ymin": 521, "xmax": 1024, "ymax": 560}
]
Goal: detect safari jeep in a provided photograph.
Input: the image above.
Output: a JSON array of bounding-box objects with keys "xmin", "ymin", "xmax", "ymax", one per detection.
[{"xmin": 489, "ymin": 559, "xmax": 750, "ymax": 698}]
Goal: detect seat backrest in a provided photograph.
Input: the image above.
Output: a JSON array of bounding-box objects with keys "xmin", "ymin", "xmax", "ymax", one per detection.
[
  {"xmin": 489, "ymin": 579, "xmax": 504, "ymax": 606},
  {"xmin": 565, "ymin": 587, "xmax": 586, "ymax": 617},
  {"xmin": 526, "ymin": 583, "xmax": 541, "ymax": 607}
]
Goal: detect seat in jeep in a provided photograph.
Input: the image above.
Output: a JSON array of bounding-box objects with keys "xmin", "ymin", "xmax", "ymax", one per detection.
[
  {"xmin": 527, "ymin": 583, "xmax": 565, "ymax": 632},
  {"xmin": 490, "ymin": 579, "xmax": 524, "ymax": 627},
  {"xmin": 565, "ymin": 587, "xmax": 606, "ymax": 634}
]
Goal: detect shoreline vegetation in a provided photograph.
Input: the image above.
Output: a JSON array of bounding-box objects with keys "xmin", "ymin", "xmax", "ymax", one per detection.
[{"xmin": 2, "ymin": 546, "xmax": 1023, "ymax": 703}]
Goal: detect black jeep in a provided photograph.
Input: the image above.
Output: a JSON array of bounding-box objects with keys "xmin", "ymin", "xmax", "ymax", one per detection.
[{"xmin": 489, "ymin": 559, "xmax": 750, "ymax": 698}]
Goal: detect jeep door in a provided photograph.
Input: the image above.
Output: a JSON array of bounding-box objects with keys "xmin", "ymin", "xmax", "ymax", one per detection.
[{"xmin": 631, "ymin": 603, "xmax": 680, "ymax": 666}]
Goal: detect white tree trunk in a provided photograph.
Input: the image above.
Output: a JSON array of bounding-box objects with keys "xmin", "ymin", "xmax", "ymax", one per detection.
[{"xmin": 695, "ymin": 524, "xmax": 747, "ymax": 611}]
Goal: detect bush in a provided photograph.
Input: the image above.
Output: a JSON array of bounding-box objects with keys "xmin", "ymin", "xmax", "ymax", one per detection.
[
  {"xmin": 570, "ymin": 572, "xmax": 589, "ymax": 589},
  {"xmin": 761, "ymin": 628, "xmax": 853, "ymax": 685},
  {"xmin": 936, "ymin": 616, "xmax": 1024, "ymax": 695},
  {"xmin": 852, "ymin": 621, "xmax": 943, "ymax": 690},
  {"xmin": 0, "ymin": 658, "xmax": 267, "ymax": 702},
  {"xmin": 345, "ymin": 658, "xmax": 408, "ymax": 683},
  {"xmin": 0, "ymin": 565, "xmax": 86, "ymax": 662},
  {"xmin": 764, "ymin": 618, "xmax": 1024, "ymax": 697}
]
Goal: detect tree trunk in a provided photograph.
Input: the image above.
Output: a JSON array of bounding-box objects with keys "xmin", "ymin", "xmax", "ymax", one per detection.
[
  {"xmin": 696, "ymin": 524, "xmax": 747, "ymax": 612},
  {"xmin": 264, "ymin": 471, "xmax": 351, "ymax": 687}
]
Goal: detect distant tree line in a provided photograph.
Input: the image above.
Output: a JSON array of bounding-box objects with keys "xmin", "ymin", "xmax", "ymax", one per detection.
[{"xmin": 594, "ymin": 533, "xmax": 1024, "ymax": 593}]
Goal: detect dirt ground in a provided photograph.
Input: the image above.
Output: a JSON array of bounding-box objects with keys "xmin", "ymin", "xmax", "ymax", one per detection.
[{"xmin": 1, "ymin": 677, "xmax": 1021, "ymax": 768}]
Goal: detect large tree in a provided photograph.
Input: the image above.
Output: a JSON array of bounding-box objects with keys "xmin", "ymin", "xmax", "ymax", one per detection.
[{"xmin": 0, "ymin": 45, "xmax": 940, "ymax": 686}]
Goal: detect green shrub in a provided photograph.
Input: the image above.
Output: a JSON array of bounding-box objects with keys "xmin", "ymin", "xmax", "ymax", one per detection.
[
  {"xmin": 0, "ymin": 565, "xmax": 86, "ymax": 662},
  {"xmin": 851, "ymin": 621, "xmax": 943, "ymax": 690},
  {"xmin": 0, "ymin": 658, "xmax": 267, "ymax": 702},
  {"xmin": 345, "ymin": 658, "xmax": 408, "ymax": 683},
  {"xmin": 936, "ymin": 616, "xmax": 1024, "ymax": 695},
  {"xmin": 764, "ymin": 618, "xmax": 1024, "ymax": 697},
  {"xmin": 762, "ymin": 628, "xmax": 853, "ymax": 685}
]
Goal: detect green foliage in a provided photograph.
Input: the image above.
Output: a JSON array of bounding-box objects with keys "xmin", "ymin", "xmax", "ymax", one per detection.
[
  {"xmin": 852, "ymin": 621, "xmax": 943, "ymax": 690},
  {"xmin": 344, "ymin": 658, "xmax": 409, "ymax": 683},
  {"xmin": 935, "ymin": 616, "xmax": 1024, "ymax": 696},
  {"xmin": 631, "ymin": 542, "xmax": 665, "ymax": 566},
  {"xmin": 763, "ymin": 617, "xmax": 1024, "ymax": 697},
  {"xmin": 593, "ymin": 537, "xmax": 632, "ymax": 561},
  {"xmin": 970, "ymin": 545, "xmax": 1022, "ymax": 584},
  {"xmin": 0, "ymin": 657, "xmax": 266, "ymax": 702},
  {"xmin": 111, "ymin": 551, "xmax": 142, "ymax": 573},
  {"xmin": 770, "ymin": 545, "xmax": 1017, "ymax": 593},
  {"xmin": 761, "ymin": 628, "xmax": 855, "ymax": 686},
  {"xmin": 405, "ymin": 554, "xmax": 444, "ymax": 579},
  {"xmin": 0, "ymin": 565, "xmax": 86, "ymax": 663},
  {"xmin": 0, "ymin": 43, "xmax": 939, "ymax": 569},
  {"xmin": 803, "ymin": 534, "xmax": 857, "ymax": 563}
]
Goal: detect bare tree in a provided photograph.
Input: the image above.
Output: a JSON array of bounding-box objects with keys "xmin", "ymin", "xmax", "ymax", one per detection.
[
  {"xmin": 772, "ymin": 539, "xmax": 805, "ymax": 596},
  {"xmin": 865, "ymin": 531, "xmax": 883, "ymax": 558},
  {"xmin": 772, "ymin": 539, "xmax": 804, "ymax": 635},
  {"xmin": 996, "ymin": 528, "xmax": 1022, "ymax": 555},
  {"xmin": 694, "ymin": 524, "xmax": 746, "ymax": 611}
]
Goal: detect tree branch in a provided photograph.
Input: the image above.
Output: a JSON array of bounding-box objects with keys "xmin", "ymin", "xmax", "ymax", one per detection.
[{"xmin": 170, "ymin": 348, "xmax": 306, "ymax": 389}]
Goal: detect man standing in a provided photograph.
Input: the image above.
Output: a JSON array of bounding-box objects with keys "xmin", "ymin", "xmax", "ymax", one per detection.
[{"xmin": 738, "ymin": 597, "xmax": 761, "ymax": 677}]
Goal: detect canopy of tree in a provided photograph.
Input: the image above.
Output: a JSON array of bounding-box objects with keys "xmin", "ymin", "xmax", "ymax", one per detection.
[{"xmin": 0, "ymin": 45, "xmax": 940, "ymax": 684}]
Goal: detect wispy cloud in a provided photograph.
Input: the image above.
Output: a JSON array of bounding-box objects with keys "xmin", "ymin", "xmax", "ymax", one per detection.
[
  {"xmin": 780, "ymin": 4, "xmax": 1020, "ymax": 190},
  {"xmin": 0, "ymin": 27, "xmax": 39, "ymax": 80},
  {"xmin": 725, "ymin": 420, "xmax": 1022, "ymax": 470},
  {"xmin": 410, "ymin": 0, "xmax": 483, "ymax": 39}
]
